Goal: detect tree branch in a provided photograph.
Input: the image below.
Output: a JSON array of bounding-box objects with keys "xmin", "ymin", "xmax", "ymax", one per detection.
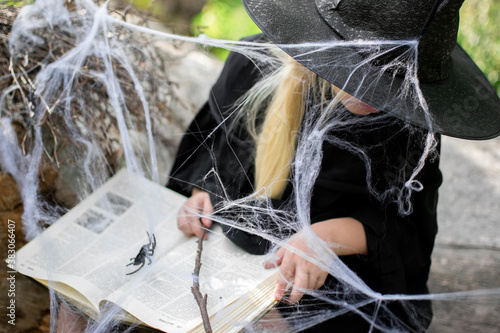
[{"xmin": 191, "ymin": 228, "xmax": 212, "ymax": 333}]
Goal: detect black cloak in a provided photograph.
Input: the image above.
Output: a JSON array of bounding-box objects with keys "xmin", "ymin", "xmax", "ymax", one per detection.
[{"xmin": 167, "ymin": 35, "xmax": 442, "ymax": 332}]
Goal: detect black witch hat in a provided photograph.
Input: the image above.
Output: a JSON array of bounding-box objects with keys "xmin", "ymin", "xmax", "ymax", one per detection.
[{"xmin": 242, "ymin": 0, "xmax": 500, "ymax": 140}]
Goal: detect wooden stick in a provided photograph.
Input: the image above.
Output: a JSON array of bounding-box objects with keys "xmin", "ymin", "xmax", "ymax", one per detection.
[{"xmin": 191, "ymin": 228, "xmax": 212, "ymax": 333}]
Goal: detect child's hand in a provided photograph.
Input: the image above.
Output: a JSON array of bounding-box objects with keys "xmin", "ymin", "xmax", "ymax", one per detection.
[
  {"xmin": 264, "ymin": 218, "xmax": 367, "ymax": 304},
  {"xmin": 264, "ymin": 232, "xmax": 328, "ymax": 305},
  {"xmin": 177, "ymin": 188, "xmax": 213, "ymax": 240}
]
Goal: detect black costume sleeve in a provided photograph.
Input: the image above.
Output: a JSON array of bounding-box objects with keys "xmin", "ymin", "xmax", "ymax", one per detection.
[
  {"xmin": 167, "ymin": 35, "xmax": 265, "ymax": 198},
  {"xmin": 167, "ymin": 35, "xmax": 279, "ymax": 254},
  {"xmin": 166, "ymin": 101, "xmax": 216, "ymax": 197}
]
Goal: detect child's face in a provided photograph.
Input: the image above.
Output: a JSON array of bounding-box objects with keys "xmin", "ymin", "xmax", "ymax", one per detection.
[{"xmin": 332, "ymin": 85, "xmax": 380, "ymax": 115}]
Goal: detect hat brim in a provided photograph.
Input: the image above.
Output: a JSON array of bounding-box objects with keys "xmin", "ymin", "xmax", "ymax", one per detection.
[{"xmin": 242, "ymin": 0, "xmax": 500, "ymax": 140}]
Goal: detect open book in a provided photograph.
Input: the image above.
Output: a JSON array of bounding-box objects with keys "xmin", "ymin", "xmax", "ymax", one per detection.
[{"xmin": 15, "ymin": 169, "xmax": 278, "ymax": 332}]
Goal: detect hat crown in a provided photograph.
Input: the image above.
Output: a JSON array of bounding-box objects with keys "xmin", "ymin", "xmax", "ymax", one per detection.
[
  {"xmin": 243, "ymin": 0, "xmax": 500, "ymax": 139},
  {"xmin": 315, "ymin": 0, "xmax": 465, "ymax": 82}
]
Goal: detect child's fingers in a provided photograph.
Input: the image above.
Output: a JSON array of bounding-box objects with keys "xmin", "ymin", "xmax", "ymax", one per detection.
[
  {"xmin": 192, "ymin": 222, "xmax": 205, "ymax": 239},
  {"xmin": 313, "ymin": 273, "xmax": 327, "ymax": 290},
  {"xmin": 201, "ymin": 194, "xmax": 213, "ymax": 228},
  {"xmin": 265, "ymin": 247, "xmax": 285, "ymax": 268},
  {"xmin": 177, "ymin": 208, "xmax": 196, "ymax": 236},
  {"xmin": 275, "ymin": 247, "xmax": 285, "ymax": 266},
  {"xmin": 286, "ymin": 271, "xmax": 308, "ymax": 304},
  {"xmin": 177, "ymin": 189, "xmax": 215, "ymax": 239},
  {"xmin": 274, "ymin": 261, "xmax": 294, "ymax": 301}
]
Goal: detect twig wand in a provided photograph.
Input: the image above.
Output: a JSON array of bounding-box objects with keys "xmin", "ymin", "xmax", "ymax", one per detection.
[{"xmin": 191, "ymin": 228, "xmax": 212, "ymax": 333}]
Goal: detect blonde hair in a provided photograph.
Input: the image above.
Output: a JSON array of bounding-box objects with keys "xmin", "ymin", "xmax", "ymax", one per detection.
[{"xmin": 238, "ymin": 55, "xmax": 335, "ymax": 199}]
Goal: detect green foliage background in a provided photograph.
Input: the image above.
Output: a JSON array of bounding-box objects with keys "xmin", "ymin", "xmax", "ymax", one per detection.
[
  {"xmin": 192, "ymin": 0, "xmax": 499, "ymax": 94},
  {"xmin": 458, "ymin": 0, "xmax": 499, "ymax": 93},
  {"xmin": 191, "ymin": 0, "xmax": 261, "ymax": 59}
]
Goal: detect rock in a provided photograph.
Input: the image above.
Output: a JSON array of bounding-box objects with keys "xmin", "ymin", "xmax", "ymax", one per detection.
[
  {"xmin": 0, "ymin": 272, "xmax": 51, "ymax": 333},
  {"xmin": 0, "ymin": 205, "xmax": 24, "ymax": 246},
  {"xmin": 0, "ymin": 172, "xmax": 22, "ymax": 212}
]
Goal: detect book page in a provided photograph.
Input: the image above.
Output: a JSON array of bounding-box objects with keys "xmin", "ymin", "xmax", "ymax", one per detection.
[
  {"xmin": 108, "ymin": 225, "xmax": 278, "ymax": 333},
  {"xmin": 15, "ymin": 170, "xmax": 188, "ymax": 310},
  {"xmin": 15, "ymin": 169, "xmax": 277, "ymax": 331}
]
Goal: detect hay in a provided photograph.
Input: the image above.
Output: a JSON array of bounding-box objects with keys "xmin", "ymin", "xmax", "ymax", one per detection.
[{"xmin": 0, "ymin": 1, "xmax": 217, "ymax": 209}]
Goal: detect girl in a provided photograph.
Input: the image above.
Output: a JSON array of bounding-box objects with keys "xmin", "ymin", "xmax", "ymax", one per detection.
[{"xmin": 168, "ymin": 0, "xmax": 500, "ymax": 331}]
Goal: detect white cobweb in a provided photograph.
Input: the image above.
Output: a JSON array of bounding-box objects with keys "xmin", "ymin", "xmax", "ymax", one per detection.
[{"xmin": 1, "ymin": 0, "xmax": 500, "ymax": 332}]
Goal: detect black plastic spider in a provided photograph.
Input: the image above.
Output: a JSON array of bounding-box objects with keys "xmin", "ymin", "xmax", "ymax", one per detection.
[{"xmin": 126, "ymin": 232, "xmax": 156, "ymax": 275}]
